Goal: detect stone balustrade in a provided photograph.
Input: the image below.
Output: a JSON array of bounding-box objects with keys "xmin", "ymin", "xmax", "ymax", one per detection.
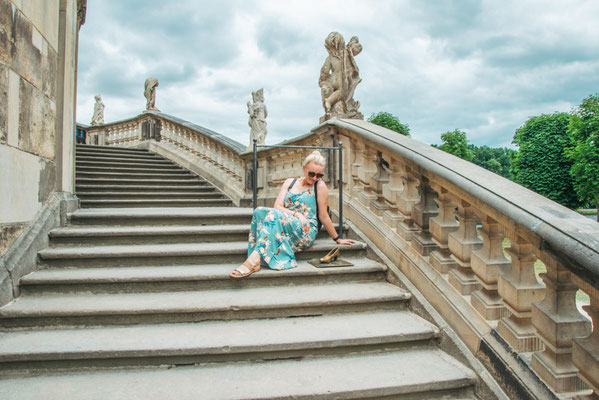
[{"xmin": 85, "ymin": 114, "xmax": 599, "ymax": 398}]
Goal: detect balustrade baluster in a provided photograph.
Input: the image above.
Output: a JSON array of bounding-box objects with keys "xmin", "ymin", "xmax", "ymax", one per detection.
[
  {"xmin": 350, "ymin": 139, "xmax": 365, "ymax": 198},
  {"xmin": 497, "ymin": 235, "xmax": 545, "ymax": 352},
  {"xmin": 429, "ymin": 185, "xmax": 458, "ymax": 273},
  {"xmin": 357, "ymin": 148, "xmax": 378, "ymax": 207},
  {"xmin": 571, "ymin": 278, "xmax": 599, "ymax": 398},
  {"xmin": 369, "ymin": 154, "xmax": 390, "ymax": 217},
  {"xmin": 381, "ymin": 157, "xmax": 404, "ymax": 229},
  {"xmin": 531, "ymin": 257, "xmax": 592, "ymax": 395},
  {"xmin": 396, "ymin": 165, "xmax": 421, "ymax": 241},
  {"xmin": 470, "ymin": 215, "xmax": 511, "ymax": 320},
  {"xmin": 447, "ymin": 199, "xmax": 482, "ymax": 294},
  {"xmin": 411, "ymin": 178, "xmax": 439, "ymax": 256}
]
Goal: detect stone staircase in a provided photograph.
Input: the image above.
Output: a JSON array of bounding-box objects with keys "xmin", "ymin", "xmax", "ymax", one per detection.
[
  {"xmin": 0, "ymin": 145, "xmax": 482, "ymax": 399},
  {"xmin": 75, "ymin": 144, "xmax": 232, "ymax": 208}
]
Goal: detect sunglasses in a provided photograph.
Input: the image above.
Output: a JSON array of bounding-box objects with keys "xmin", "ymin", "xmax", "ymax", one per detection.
[{"xmin": 307, "ymin": 171, "xmax": 324, "ymax": 179}]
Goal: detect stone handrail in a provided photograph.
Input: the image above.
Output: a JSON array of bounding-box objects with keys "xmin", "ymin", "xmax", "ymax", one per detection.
[{"xmin": 85, "ymin": 113, "xmax": 599, "ymax": 397}]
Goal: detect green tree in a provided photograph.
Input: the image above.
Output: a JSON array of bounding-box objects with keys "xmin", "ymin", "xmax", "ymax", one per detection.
[
  {"xmin": 470, "ymin": 145, "xmax": 515, "ymax": 179},
  {"xmin": 439, "ymin": 129, "xmax": 474, "ymax": 161},
  {"xmin": 567, "ymin": 93, "xmax": 599, "ymax": 219},
  {"xmin": 510, "ymin": 112, "xmax": 580, "ymax": 209},
  {"xmin": 368, "ymin": 112, "xmax": 410, "ymax": 136}
]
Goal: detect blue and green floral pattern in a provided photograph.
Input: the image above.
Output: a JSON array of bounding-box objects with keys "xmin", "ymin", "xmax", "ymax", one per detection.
[{"xmin": 248, "ymin": 185, "xmax": 318, "ymax": 270}]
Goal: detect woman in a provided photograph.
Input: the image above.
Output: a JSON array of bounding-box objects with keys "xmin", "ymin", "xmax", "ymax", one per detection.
[{"xmin": 230, "ymin": 150, "xmax": 356, "ymax": 278}]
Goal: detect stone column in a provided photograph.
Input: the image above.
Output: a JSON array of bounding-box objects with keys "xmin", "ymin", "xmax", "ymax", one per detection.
[
  {"xmin": 470, "ymin": 215, "xmax": 511, "ymax": 320},
  {"xmin": 411, "ymin": 178, "xmax": 439, "ymax": 256},
  {"xmin": 429, "ymin": 185, "xmax": 458, "ymax": 274},
  {"xmin": 396, "ymin": 166, "xmax": 421, "ymax": 241},
  {"xmin": 571, "ymin": 278, "xmax": 599, "ymax": 399},
  {"xmin": 447, "ymin": 199, "xmax": 482, "ymax": 295},
  {"xmin": 357, "ymin": 148, "xmax": 378, "ymax": 207},
  {"xmin": 497, "ymin": 235, "xmax": 545, "ymax": 352},
  {"xmin": 381, "ymin": 157, "xmax": 405, "ymax": 229},
  {"xmin": 369, "ymin": 156, "xmax": 390, "ymax": 217},
  {"xmin": 531, "ymin": 258, "xmax": 592, "ymax": 395}
]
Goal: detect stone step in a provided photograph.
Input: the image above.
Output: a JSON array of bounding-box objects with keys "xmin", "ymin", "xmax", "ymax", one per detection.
[
  {"xmin": 0, "ymin": 311, "xmax": 437, "ymax": 371},
  {"xmin": 76, "ymin": 171, "xmax": 196, "ymax": 179},
  {"xmin": 76, "ymin": 165, "xmax": 186, "ymax": 174},
  {"xmin": 76, "ymin": 177, "xmax": 206, "ymax": 186},
  {"xmin": 76, "ymin": 191, "xmax": 226, "ymax": 200},
  {"xmin": 38, "ymin": 240, "xmax": 366, "ymax": 267},
  {"xmin": 76, "ymin": 144, "xmax": 150, "ymax": 154},
  {"xmin": 67, "ymin": 207, "xmax": 254, "ymax": 226},
  {"xmin": 76, "ymin": 155, "xmax": 173, "ymax": 165},
  {"xmin": 20, "ymin": 257, "xmax": 375, "ymax": 294},
  {"xmin": 0, "ymin": 281, "xmax": 411, "ymax": 328},
  {"xmin": 0, "ymin": 349, "xmax": 476, "ymax": 399},
  {"xmin": 76, "ymin": 151, "xmax": 163, "ymax": 161},
  {"xmin": 76, "ymin": 160, "xmax": 181, "ymax": 169},
  {"xmin": 79, "ymin": 198, "xmax": 233, "ymax": 209},
  {"xmin": 75, "ymin": 184, "xmax": 212, "ymax": 192},
  {"xmin": 47, "ymin": 223, "xmax": 347, "ymax": 246}
]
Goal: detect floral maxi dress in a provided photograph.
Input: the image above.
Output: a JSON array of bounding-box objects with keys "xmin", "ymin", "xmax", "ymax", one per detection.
[{"xmin": 248, "ymin": 185, "xmax": 319, "ymax": 270}]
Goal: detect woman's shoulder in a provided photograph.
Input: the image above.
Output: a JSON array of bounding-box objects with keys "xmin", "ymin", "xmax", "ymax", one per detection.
[{"xmin": 316, "ymin": 180, "xmax": 327, "ymax": 189}]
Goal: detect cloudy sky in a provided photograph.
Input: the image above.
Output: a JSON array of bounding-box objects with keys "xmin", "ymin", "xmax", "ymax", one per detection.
[{"xmin": 76, "ymin": 0, "xmax": 599, "ymax": 148}]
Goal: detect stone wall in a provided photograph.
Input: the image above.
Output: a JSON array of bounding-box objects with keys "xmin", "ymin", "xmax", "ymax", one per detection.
[{"xmin": 0, "ymin": 0, "xmax": 80, "ymax": 256}]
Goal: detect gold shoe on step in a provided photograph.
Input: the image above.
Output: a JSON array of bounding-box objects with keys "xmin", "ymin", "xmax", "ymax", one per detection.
[{"xmin": 320, "ymin": 247, "xmax": 339, "ymax": 263}]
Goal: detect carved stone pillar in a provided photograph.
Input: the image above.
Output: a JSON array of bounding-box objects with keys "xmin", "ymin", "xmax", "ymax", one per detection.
[
  {"xmin": 411, "ymin": 178, "xmax": 438, "ymax": 256},
  {"xmin": 429, "ymin": 185, "xmax": 458, "ymax": 274},
  {"xmin": 381, "ymin": 158, "xmax": 405, "ymax": 229},
  {"xmin": 369, "ymin": 155, "xmax": 390, "ymax": 217},
  {"xmin": 571, "ymin": 278, "xmax": 599, "ymax": 398},
  {"xmin": 396, "ymin": 166, "xmax": 421, "ymax": 241},
  {"xmin": 447, "ymin": 199, "xmax": 482, "ymax": 295},
  {"xmin": 531, "ymin": 258, "xmax": 592, "ymax": 395},
  {"xmin": 350, "ymin": 140, "xmax": 365, "ymax": 198},
  {"xmin": 470, "ymin": 215, "xmax": 511, "ymax": 320},
  {"xmin": 497, "ymin": 235, "xmax": 545, "ymax": 352},
  {"xmin": 357, "ymin": 148, "xmax": 378, "ymax": 207}
]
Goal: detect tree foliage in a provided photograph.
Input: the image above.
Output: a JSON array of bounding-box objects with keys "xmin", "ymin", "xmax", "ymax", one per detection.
[
  {"xmin": 469, "ymin": 145, "xmax": 514, "ymax": 179},
  {"xmin": 439, "ymin": 129, "xmax": 474, "ymax": 161},
  {"xmin": 510, "ymin": 112, "xmax": 580, "ymax": 208},
  {"xmin": 567, "ymin": 93, "xmax": 599, "ymax": 211},
  {"xmin": 368, "ymin": 112, "xmax": 410, "ymax": 136}
]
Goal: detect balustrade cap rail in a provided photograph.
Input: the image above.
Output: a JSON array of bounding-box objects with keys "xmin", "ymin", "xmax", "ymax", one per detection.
[
  {"xmin": 315, "ymin": 118, "xmax": 599, "ymax": 289},
  {"xmin": 83, "ymin": 111, "xmax": 246, "ymax": 154}
]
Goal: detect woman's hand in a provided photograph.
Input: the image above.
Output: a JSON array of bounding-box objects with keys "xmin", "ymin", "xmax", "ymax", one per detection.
[
  {"xmin": 335, "ymin": 238, "xmax": 356, "ymax": 245},
  {"xmin": 297, "ymin": 213, "xmax": 310, "ymax": 234}
]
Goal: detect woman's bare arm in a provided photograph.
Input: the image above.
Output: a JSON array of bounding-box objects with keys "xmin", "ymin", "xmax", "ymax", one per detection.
[{"xmin": 316, "ymin": 181, "xmax": 355, "ymax": 245}]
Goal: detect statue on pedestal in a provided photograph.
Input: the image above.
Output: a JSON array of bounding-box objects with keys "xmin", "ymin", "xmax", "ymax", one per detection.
[
  {"xmin": 318, "ymin": 32, "xmax": 363, "ymax": 123},
  {"xmin": 90, "ymin": 94, "xmax": 104, "ymax": 125},
  {"xmin": 144, "ymin": 77, "xmax": 161, "ymax": 112},
  {"xmin": 247, "ymin": 88, "xmax": 268, "ymax": 150}
]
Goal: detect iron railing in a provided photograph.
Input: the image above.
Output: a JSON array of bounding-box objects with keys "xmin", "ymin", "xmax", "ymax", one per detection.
[{"xmin": 252, "ymin": 139, "xmax": 344, "ymax": 239}]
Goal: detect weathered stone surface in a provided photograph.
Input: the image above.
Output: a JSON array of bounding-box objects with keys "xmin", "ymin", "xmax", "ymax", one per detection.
[
  {"xmin": 10, "ymin": 7, "xmax": 42, "ymax": 91},
  {"xmin": 0, "ymin": 64, "xmax": 7, "ymax": 143},
  {"xmin": 18, "ymin": 78, "xmax": 55, "ymax": 159},
  {"xmin": 0, "ymin": 0, "xmax": 12, "ymax": 65},
  {"xmin": 0, "ymin": 223, "xmax": 26, "ymax": 256}
]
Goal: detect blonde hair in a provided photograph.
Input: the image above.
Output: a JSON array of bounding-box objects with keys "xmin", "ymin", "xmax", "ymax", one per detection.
[{"xmin": 303, "ymin": 150, "xmax": 326, "ymax": 167}]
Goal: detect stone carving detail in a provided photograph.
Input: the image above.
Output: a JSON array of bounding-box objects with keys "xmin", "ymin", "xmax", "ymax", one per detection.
[
  {"xmin": 144, "ymin": 77, "xmax": 161, "ymax": 112},
  {"xmin": 319, "ymin": 32, "xmax": 364, "ymax": 123},
  {"xmin": 247, "ymin": 88, "xmax": 268, "ymax": 150},
  {"xmin": 90, "ymin": 94, "xmax": 104, "ymax": 125}
]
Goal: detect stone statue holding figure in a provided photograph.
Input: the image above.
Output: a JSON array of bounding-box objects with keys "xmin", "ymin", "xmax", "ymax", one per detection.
[
  {"xmin": 318, "ymin": 32, "xmax": 364, "ymax": 123},
  {"xmin": 144, "ymin": 77, "xmax": 161, "ymax": 112},
  {"xmin": 247, "ymin": 88, "xmax": 268, "ymax": 150},
  {"xmin": 90, "ymin": 94, "xmax": 104, "ymax": 125}
]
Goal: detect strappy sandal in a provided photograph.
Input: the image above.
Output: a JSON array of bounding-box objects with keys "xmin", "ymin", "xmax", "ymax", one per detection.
[{"xmin": 230, "ymin": 260, "xmax": 261, "ymax": 279}]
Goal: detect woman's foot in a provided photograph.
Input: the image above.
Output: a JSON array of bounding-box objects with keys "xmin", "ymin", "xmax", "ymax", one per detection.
[{"xmin": 230, "ymin": 260, "xmax": 260, "ymax": 279}]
